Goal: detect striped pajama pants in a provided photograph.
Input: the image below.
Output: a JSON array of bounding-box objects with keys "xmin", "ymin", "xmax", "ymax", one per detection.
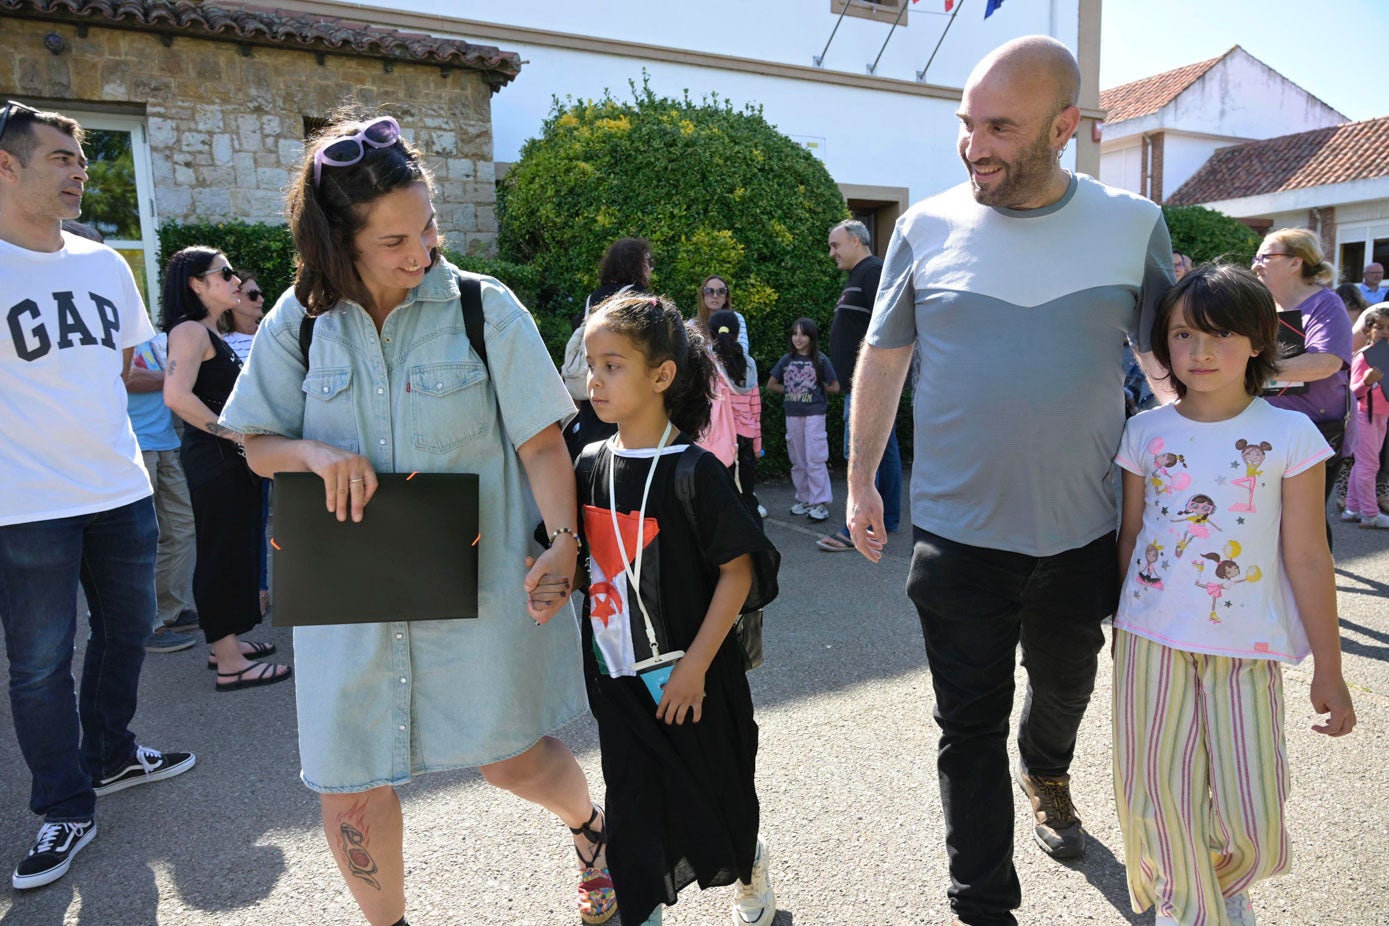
[{"xmin": 1113, "ymin": 629, "xmax": 1291, "ymax": 925}]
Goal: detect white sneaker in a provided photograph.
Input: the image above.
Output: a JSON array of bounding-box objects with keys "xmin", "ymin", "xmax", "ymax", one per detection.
[
  {"xmin": 807, "ymin": 503, "xmax": 830, "ymax": 521},
  {"xmin": 1340, "ymin": 508, "xmax": 1362, "ymax": 522},
  {"xmin": 1224, "ymin": 891, "xmax": 1257, "ymax": 926},
  {"xmin": 731, "ymin": 836, "xmax": 775, "ymax": 926},
  {"xmin": 789, "ymin": 501, "xmax": 811, "ymax": 516},
  {"xmin": 1359, "ymin": 513, "xmax": 1389, "ymax": 529},
  {"xmin": 757, "ymin": 504, "xmax": 768, "ymax": 518}
]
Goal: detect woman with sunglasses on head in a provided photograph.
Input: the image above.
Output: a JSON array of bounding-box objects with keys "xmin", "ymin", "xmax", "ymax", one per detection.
[
  {"xmin": 220, "ymin": 114, "xmax": 613, "ymax": 926},
  {"xmin": 1252, "ymin": 229, "xmax": 1355, "ymax": 545},
  {"xmin": 162, "ymin": 247, "xmax": 290, "ymax": 691}
]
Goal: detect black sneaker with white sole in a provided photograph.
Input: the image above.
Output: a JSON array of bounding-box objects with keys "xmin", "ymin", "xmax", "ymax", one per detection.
[
  {"xmin": 12, "ymin": 819, "xmax": 97, "ymax": 890},
  {"xmin": 93, "ymin": 745, "xmax": 196, "ymax": 796}
]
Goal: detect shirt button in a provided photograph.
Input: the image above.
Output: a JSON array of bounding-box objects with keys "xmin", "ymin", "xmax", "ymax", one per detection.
[
  {"xmin": 398, "ymin": 724, "xmax": 406, "ymax": 731},
  {"xmin": 400, "ymin": 677, "xmax": 407, "ymax": 684},
  {"xmin": 395, "ymin": 632, "xmax": 403, "ymax": 639},
  {"xmin": 377, "ymin": 387, "xmax": 385, "ymax": 395},
  {"xmin": 379, "ymin": 438, "xmax": 387, "ymax": 445},
  {"xmin": 435, "ymin": 382, "xmax": 443, "ymax": 390},
  {"xmin": 322, "ymin": 386, "xmax": 330, "ymax": 393}
]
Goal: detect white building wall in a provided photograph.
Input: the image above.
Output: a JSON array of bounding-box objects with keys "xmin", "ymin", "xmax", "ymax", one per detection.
[
  {"xmin": 1102, "ymin": 47, "xmax": 1343, "ymax": 148},
  {"xmin": 1162, "ymin": 134, "xmax": 1235, "ymax": 199},
  {"xmin": 305, "ymin": 0, "xmax": 1083, "ymax": 205},
  {"xmin": 1099, "ymin": 139, "xmax": 1142, "ymax": 193}
]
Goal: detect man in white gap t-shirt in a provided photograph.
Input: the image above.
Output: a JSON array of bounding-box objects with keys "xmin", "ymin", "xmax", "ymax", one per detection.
[{"xmin": 0, "ymin": 102, "xmax": 195, "ymax": 891}]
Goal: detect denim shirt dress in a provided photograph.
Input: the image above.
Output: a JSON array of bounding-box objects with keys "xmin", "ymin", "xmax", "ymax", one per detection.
[{"xmin": 220, "ymin": 261, "xmax": 586, "ymax": 792}]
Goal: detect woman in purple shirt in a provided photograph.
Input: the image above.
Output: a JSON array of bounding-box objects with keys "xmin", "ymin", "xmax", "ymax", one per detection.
[{"xmin": 1252, "ymin": 228, "xmax": 1353, "ymax": 543}]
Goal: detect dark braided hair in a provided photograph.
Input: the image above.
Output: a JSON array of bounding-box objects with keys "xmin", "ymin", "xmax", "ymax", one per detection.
[{"xmin": 587, "ymin": 293, "xmax": 715, "ymax": 437}]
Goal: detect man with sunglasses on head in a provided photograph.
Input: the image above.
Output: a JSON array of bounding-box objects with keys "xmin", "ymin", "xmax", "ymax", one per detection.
[{"xmin": 0, "ymin": 101, "xmax": 195, "ymax": 891}]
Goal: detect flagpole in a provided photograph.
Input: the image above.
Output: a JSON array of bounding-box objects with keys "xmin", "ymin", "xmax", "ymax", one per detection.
[
  {"xmin": 916, "ymin": 0, "xmax": 964, "ymax": 81},
  {"xmin": 813, "ymin": 3, "xmax": 852, "ymax": 67},
  {"xmin": 866, "ymin": 0, "xmax": 912, "ymax": 75}
]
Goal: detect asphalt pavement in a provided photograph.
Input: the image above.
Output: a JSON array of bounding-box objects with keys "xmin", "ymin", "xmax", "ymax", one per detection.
[{"xmin": 1, "ymin": 473, "xmax": 1386, "ymax": 926}]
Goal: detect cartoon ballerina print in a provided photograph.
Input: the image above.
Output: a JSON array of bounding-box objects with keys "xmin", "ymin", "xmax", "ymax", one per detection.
[
  {"xmin": 1146, "ymin": 437, "xmax": 1190, "ymax": 496},
  {"xmin": 1229, "ymin": 439, "xmax": 1271, "ymax": 513},
  {"xmin": 1172, "ymin": 493, "xmax": 1221, "ymax": 559},
  {"xmin": 1135, "ymin": 541, "xmax": 1165, "ymax": 589},
  {"xmin": 1192, "ymin": 540, "xmax": 1263, "ymax": 623}
]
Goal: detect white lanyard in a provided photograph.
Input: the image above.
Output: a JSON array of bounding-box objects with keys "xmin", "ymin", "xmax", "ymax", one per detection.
[{"xmin": 607, "ymin": 421, "xmax": 674, "ymax": 657}]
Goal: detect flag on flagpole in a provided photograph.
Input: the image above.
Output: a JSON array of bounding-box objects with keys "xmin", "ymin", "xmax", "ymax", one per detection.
[
  {"xmin": 985, "ymin": 0, "xmax": 1005, "ymax": 16},
  {"xmin": 943, "ymin": 0, "xmax": 954, "ymax": 10}
]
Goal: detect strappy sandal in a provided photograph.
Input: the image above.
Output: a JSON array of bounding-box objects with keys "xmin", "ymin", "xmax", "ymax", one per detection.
[
  {"xmin": 569, "ymin": 804, "xmax": 617, "ymax": 925},
  {"xmin": 207, "ymin": 641, "xmax": 277, "ymax": 670},
  {"xmin": 215, "ymin": 661, "xmax": 292, "ymax": 692}
]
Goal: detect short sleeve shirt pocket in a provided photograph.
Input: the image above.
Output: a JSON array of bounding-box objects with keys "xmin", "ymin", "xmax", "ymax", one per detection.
[
  {"xmin": 303, "ymin": 366, "xmax": 359, "ymax": 454},
  {"xmin": 408, "ymin": 361, "xmax": 495, "ymax": 453}
]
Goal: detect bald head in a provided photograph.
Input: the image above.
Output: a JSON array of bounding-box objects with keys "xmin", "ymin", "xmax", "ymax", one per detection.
[{"xmin": 968, "ymin": 35, "xmax": 1080, "ymax": 116}]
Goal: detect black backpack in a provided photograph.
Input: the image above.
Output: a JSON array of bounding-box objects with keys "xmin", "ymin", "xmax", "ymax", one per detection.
[{"xmin": 299, "ymin": 273, "xmax": 486, "ymax": 370}]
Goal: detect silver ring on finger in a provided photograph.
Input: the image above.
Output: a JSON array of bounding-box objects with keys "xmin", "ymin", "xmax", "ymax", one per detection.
[{"xmin": 349, "ymin": 477, "xmax": 364, "ymax": 484}]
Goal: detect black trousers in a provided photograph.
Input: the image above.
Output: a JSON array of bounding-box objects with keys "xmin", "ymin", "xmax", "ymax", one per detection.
[
  {"xmin": 183, "ymin": 444, "xmax": 263, "ymax": 645},
  {"xmin": 907, "ymin": 528, "xmax": 1117, "ymax": 926}
]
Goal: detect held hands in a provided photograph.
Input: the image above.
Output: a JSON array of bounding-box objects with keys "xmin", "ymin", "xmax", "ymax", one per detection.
[
  {"xmin": 1309, "ymin": 669, "xmax": 1356, "ymax": 737},
  {"xmin": 656, "ymin": 660, "xmax": 707, "ymax": 726},
  {"xmin": 1366, "ymin": 366, "xmax": 1384, "ymax": 386},
  {"xmin": 523, "ymin": 542, "xmax": 578, "ymax": 624},
  {"xmin": 846, "ymin": 483, "xmax": 888, "ymax": 563},
  {"xmin": 306, "ymin": 442, "xmax": 378, "ymax": 523}
]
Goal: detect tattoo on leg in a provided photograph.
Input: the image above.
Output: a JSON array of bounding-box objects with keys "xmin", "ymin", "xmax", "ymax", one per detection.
[
  {"xmin": 339, "ymin": 823, "xmax": 381, "ymax": 890},
  {"xmin": 336, "ymin": 797, "xmax": 381, "ymax": 891}
]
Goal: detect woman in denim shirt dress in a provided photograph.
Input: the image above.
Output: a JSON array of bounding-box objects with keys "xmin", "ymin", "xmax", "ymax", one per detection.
[{"xmin": 220, "ymin": 116, "xmax": 616, "ymax": 926}]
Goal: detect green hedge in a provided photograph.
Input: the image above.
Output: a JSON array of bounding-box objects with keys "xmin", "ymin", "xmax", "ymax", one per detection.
[
  {"xmin": 1163, "ymin": 204, "xmax": 1261, "ymax": 267},
  {"xmin": 156, "ymin": 220, "xmax": 549, "ymax": 332},
  {"xmin": 498, "ymin": 81, "xmax": 848, "ymax": 362}
]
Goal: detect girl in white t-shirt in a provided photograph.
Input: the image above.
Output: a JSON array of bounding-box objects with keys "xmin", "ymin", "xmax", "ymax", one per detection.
[{"xmin": 1112, "ymin": 264, "xmax": 1356, "ymax": 926}]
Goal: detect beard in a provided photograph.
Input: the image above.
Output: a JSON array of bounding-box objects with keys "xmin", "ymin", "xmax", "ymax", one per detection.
[{"xmin": 960, "ymin": 128, "xmax": 1058, "ymax": 208}]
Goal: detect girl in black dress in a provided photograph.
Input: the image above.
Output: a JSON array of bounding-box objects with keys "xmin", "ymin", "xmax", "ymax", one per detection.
[
  {"xmin": 162, "ymin": 247, "xmax": 289, "ymax": 691},
  {"xmin": 576, "ymin": 294, "xmax": 775, "ymax": 926}
]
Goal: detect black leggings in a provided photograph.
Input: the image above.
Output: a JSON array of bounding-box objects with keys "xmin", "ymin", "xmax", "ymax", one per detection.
[{"xmin": 185, "ymin": 452, "xmax": 263, "ymax": 645}]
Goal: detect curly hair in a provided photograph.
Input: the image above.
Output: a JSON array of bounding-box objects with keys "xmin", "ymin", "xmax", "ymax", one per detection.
[
  {"xmin": 587, "ymin": 293, "xmax": 715, "ymax": 437},
  {"xmin": 159, "ymin": 246, "xmax": 223, "ymax": 333},
  {"xmin": 598, "ymin": 238, "xmax": 651, "ymax": 288},
  {"xmin": 1151, "ymin": 263, "xmax": 1281, "ymax": 398}
]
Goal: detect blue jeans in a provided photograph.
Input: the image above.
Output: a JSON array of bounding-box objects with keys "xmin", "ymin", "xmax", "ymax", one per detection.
[
  {"xmin": 0, "ymin": 498, "xmax": 157, "ymax": 821},
  {"xmin": 843, "ymin": 397, "xmax": 901, "ymax": 532},
  {"xmin": 906, "ymin": 528, "xmax": 1117, "ymax": 926}
]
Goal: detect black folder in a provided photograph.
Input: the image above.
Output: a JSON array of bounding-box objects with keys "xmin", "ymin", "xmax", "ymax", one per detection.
[
  {"xmin": 270, "ymin": 472, "xmax": 480, "ymax": 627},
  {"xmin": 1263, "ymin": 309, "xmax": 1309, "ymax": 396}
]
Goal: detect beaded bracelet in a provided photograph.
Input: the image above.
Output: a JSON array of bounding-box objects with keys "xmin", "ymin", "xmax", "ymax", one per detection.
[{"xmin": 549, "ymin": 526, "xmax": 579, "ymax": 548}]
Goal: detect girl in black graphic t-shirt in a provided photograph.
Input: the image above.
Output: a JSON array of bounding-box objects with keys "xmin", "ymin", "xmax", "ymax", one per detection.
[{"xmin": 576, "ymin": 294, "xmax": 776, "ymax": 926}]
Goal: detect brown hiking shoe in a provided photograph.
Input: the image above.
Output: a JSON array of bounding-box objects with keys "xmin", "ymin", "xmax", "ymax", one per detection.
[{"xmin": 1015, "ymin": 763, "xmax": 1086, "ymax": 859}]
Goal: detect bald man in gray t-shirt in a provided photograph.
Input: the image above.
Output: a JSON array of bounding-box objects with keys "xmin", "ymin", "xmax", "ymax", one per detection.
[{"xmin": 844, "ymin": 36, "xmax": 1174, "ymax": 926}]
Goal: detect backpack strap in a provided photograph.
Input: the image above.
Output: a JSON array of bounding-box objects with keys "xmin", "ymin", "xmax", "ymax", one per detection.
[
  {"xmin": 299, "ymin": 272, "xmax": 487, "ymax": 370},
  {"xmin": 672, "ymin": 443, "xmax": 701, "ymax": 530}
]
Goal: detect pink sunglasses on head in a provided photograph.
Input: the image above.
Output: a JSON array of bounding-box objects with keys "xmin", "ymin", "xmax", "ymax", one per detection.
[{"xmin": 312, "ymin": 117, "xmax": 401, "ymax": 189}]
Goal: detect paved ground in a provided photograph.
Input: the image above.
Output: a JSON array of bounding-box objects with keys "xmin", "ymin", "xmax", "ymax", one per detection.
[{"xmin": 1, "ymin": 474, "xmax": 1386, "ymax": 926}]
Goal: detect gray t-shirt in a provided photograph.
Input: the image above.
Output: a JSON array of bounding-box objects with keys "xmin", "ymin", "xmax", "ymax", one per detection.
[{"xmin": 867, "ymin": 173, "xmax": 1174, "ymax": 556}]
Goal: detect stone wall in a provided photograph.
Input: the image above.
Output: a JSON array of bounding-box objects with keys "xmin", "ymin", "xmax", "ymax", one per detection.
[{"xmin": 1, "ymin": 18, "xmax": 500, "ymax": 254}]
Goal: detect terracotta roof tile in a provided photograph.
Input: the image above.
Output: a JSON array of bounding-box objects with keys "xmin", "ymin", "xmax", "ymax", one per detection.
[
  {"xmin": 1167, "ymin": 116, "xmax": 1389, "ymax": 205},
  {"xmin": 0, "ymin": 0, "xmax": 523, "ymax": 88},
  {"xmin": 1099, "ymin": 51, "xmax": 1228, "ymax": 124}
]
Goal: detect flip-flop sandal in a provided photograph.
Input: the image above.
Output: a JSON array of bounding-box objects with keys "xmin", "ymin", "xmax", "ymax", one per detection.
[
  {"xmin": 207, "ymin": 641, "xmax": 277, "ymax": 669},
  {"xmin": 816, "ymin": 532, "xmax": 855, "ymax": 552},
  {"xmin": 215, "ymin": 661, "xmax": 292, "ymax": 692}
]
